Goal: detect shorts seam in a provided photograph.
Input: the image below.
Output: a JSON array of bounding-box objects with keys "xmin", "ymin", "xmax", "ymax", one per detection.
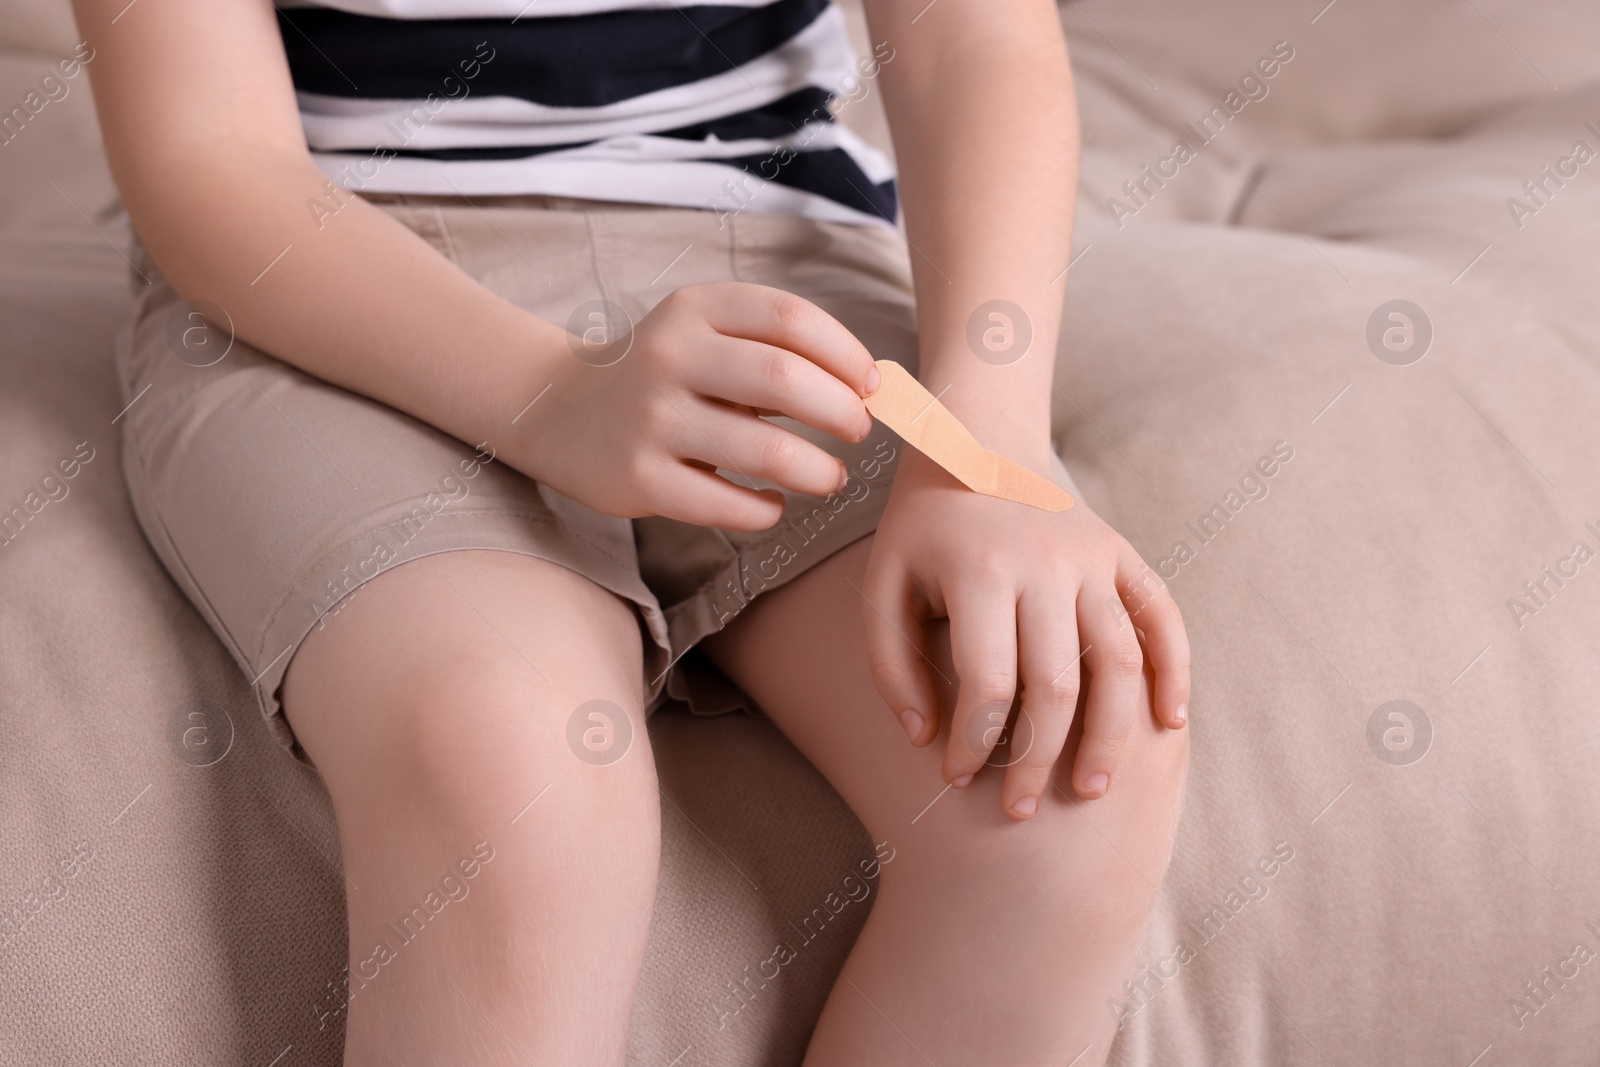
[
  {"xmin": 728, "ymin": 209, "xmax": 748, "ymax": 284},
  {"xmin": 582, "ymin": 209, "xmax": 617, "ymax": 310},
  {"xmin": 430, "ymin": 202, "xmax": 462, "ymax": 264}
]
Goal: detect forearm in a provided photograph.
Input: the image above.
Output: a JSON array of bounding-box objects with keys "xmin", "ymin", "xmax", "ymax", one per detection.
[
  {"xmin": 74, "ymin": 0, "xmax": 557, "ymax": 455},
  {"xmin": 117, "ymin": 140, "xmax": 561, "ymax": 457},
  {"xmin": 869, "ymin": 0, "xmax": 1078, "ymax": 468}
]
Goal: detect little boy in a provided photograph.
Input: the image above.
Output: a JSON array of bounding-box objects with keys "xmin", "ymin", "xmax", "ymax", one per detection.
[{"xmin": 78, "ymin": 0, "xmax": 1190, "ymax": 1061}]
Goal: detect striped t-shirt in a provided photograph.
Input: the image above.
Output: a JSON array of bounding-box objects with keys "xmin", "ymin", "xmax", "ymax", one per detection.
[{"xmin": 274, "ymin": 0, "xmax": 898, "ymax": 227}]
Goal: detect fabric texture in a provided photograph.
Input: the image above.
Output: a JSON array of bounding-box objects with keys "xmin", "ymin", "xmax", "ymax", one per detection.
[
  {"xmin": 1059, "ymin": 3, "xmax": 1600, "ymax": 1063},
  {"xmin": 4, "ymin": 1, "xmax": 1600, "ymax": 1064},
  {"xmin": 278, "ymin": 0, "xmax": 899, "ymax": 225}
]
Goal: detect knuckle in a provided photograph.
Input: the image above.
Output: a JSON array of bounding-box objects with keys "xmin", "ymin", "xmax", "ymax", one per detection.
[
  {"xmin": 1126, "ymin": 566, "xmax": 1175, "ymax": 615},
  {"xmin": 1102, "ymin": 642, "xmax": 1146, "ymax": 678},
  {"xmin": 759, "ymin": 431, "xmax": 799, "ymax": 475},
  {"xmin": 1018, "ymin": 746, "xmax": 1059, "ymax": 773},
  {"xmin": 1035, "ymin": 670, "xmax": 1081, "ymax": 706},
  {"xmin": 1088, "ymin": 728, "xmax": 1131, "ymax": 754},
  {"xmin": 763, "ymin": 350, "xmax": 799, "ymax": 395},
  {"xmin": 867, "ymin": 655, "xmax": 914, "ymax": 694},
  {"xmin": 639, "ymin": 410, "xmax": 677, "ymax": 455},
  {"xmin": 1142, "ymin": 572, "xmax": 1175, "ymax": 604},
  {"xmin": 771, "ymin": 292, "xmax": 809, "ymax": 336},
  {"xmin": 648, "ymin": 331, "xmax": 689, "ymax": 373},
  {"xmin": 623, "ymin": 450, "xmax": 658, "ymax": 495},
  {"xmin": 1041, "ymin": 555, "xmax": 1078, "ymax": 586},
  {"xmin": 965, "ymin": 674, "xmax": 1016, "ymax": 705},
  {"xmin": 1136, "ymin": 587, "xmax": 1178, "ymax": 626},
  {"xmin": 974, "ymin": 571, "xmax": 1010, "ymax": 596},
  {"xmin": 656, "ymin": 285, "xmax": 696, "ymax": 317}
]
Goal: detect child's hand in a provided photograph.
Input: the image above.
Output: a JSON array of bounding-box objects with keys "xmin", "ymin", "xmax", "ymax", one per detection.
[
  {"xmin": 518, "ymin": 283, "xmax": 880, "ymax": 530},
  {"xmin": 861, "ymin": 448, "xmax": 1190, "ymax": 819}
]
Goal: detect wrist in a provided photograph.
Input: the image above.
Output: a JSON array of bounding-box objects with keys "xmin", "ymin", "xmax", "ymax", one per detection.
[
  {"xmin": 961, "ymin": 418, "xmax": 1055, "ymax": 475},
  {"xmin": 913, "ymin": 350, "xmax": 1055, "ymax": 474},
  {"xmin": 455, "ymin": 310, "xmax": 575, "ymax": 470}
]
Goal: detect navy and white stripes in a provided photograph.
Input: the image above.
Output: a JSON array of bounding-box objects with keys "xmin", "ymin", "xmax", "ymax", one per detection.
[{"xmin": 276, "ymin": 0, "xmax": 897, "ymax": 225}]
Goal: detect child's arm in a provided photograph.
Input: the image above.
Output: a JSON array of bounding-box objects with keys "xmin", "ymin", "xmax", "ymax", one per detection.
[
  {"xmin": 866, "ymin": 0, "xmax": 1076, "ymax": 465},
  {"xmin": 860, "ymin": 0, "xmax": 1191, "ymax": 815},
  {"xmin": 74, "ymin": 0, "xmax": 878, "ymax": 531}
]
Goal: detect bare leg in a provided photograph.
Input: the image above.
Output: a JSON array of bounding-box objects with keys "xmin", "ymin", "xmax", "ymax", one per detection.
[
  {"xmin": 704, "ymin": 536, "xmax": 1189, "ymax": 1067},
  {"xmin": 282, "ymin": 550, "xmax": 659, "ymax": 1067}
]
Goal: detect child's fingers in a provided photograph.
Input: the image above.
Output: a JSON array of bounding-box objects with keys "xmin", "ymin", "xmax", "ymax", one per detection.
[
  {"xmin": 1071, "ymin": 580, "xmax": 1145, "ymax": 799},
  {"xmin": 1004, "ymin": 586, "xmax": 1082, "ymax": 820},
  {"xmin": 1117, "ymin": 550, "xmax": 1190, "ymax": 729},
  {"xmin": 942, "ymin": 581, "xmax": 1019, "ymax": 787},
  {"xmin": 694, "ymin": 283, "xmax": 880, "ymax": 397},
  {"xmin": 652, "ymin": 463, "xmax": 787, "ymax": 532},
  {"xmin": 859, "ymin": 558, "xmax": 940, "ymax": 747},
  {"xmin": 682, "ymin": 336, "xmax": 872, "ymax": 444},
  {"xmin": 674, "ymin": 403, "xmax": 848, "ymax": 500}
]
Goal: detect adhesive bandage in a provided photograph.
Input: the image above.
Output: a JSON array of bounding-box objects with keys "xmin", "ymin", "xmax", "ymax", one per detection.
[{"xmin": 863, "ymin": 360, "xmax": 1074, "ymax": 512}]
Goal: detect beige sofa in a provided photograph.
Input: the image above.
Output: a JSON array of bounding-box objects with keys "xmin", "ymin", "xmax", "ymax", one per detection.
[{"xmin": 4, "ymin": 1, "xmax": 1600, "ymax": 1063}]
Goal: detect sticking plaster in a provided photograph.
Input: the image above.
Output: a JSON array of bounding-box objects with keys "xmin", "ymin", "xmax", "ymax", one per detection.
[{"xmin": 864, "ymin": 360, "xmax": 1074, "ymax": 512}]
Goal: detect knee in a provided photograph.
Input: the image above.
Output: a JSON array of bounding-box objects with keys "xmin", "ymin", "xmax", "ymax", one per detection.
[
  {"xmin": 889, "ymin": 725, "xmax": 1188, "ymax": 944},
  {"xmin": 367, "ymin": 647, "xmax": 658, "ymax": 826}
]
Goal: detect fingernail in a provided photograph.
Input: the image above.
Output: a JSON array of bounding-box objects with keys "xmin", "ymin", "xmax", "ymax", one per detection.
[
  {"xmin": 865, "ymin": 365, "xmax": 882, "ymax": 394},
  {"xmin": 952, "ymin": 773, "xmax": 974, "ymax": 788},
  {"xmin": 1174, "ymin": 703, "xmax": 1188, "ymax": 724},
  {"xmin": 1084, "ymin": 772, "xmax": 1109, "ymax": 795},
  {"xmin": 898, "ymin": 709, "xmax": 923, "ymax": 741},
  {"xmin": 1011, "ymin": 795, "xmax": 1038, "ymax": 818},
  {"xmin": 836, "ymin": 463, "xmax": 850, "ymax": 493}
]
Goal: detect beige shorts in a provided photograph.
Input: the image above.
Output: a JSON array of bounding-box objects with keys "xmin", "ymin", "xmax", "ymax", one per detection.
[{"xmin": 115, "ymin": 195, "xmax": 919, "ymax": 759}]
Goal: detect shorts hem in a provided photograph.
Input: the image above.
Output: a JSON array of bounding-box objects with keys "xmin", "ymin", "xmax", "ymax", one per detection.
[{"xmin": 249, "ymin": 507, "xmax": 673, "ymax": 765}]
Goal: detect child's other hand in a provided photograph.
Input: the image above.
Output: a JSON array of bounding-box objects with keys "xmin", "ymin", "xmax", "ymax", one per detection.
[
  {"xmin": 861, "ymin": 449, "xmax": 1191, "ymax": 819},
  {"xmin": 518, "ymin": 283, "xmax": 879, "ymax": 530}
]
